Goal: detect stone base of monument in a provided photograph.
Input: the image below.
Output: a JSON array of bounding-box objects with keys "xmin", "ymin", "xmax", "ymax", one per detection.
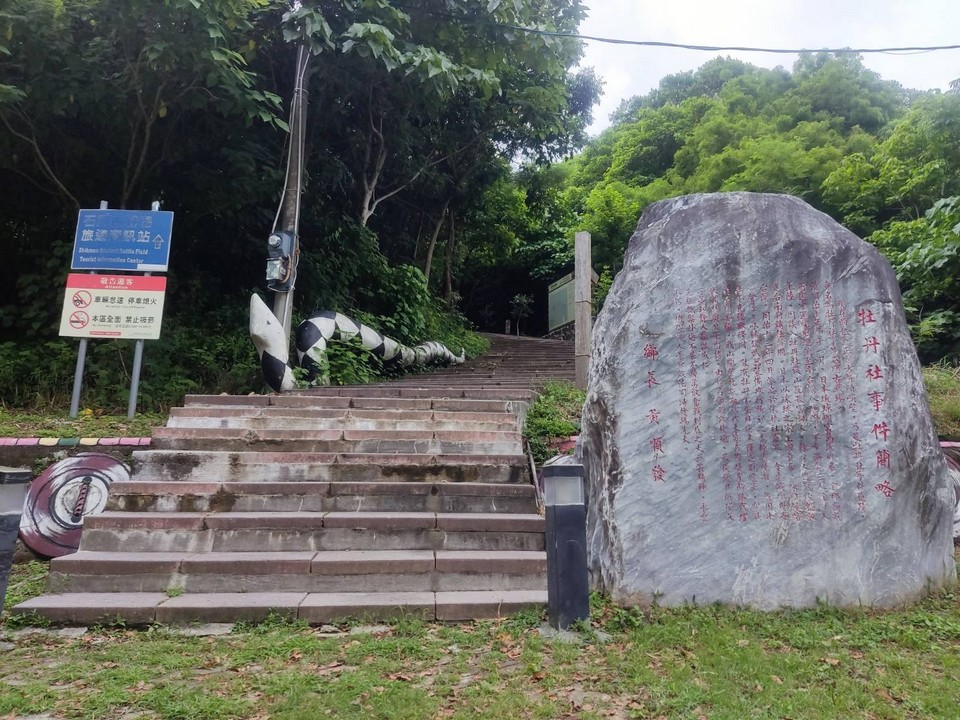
[{"xmin": 580, "ymin": 192, "xmax": 957, "ymax": 610}]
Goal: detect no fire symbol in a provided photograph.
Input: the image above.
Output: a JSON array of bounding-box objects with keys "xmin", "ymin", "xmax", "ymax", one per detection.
[
  {"xmin": 69, "ymin": 311, "xmax": 89, "ymax": 329},
  {"xmin": 72, "ymin": 290, "xmax": 92, "ymax": 308}
]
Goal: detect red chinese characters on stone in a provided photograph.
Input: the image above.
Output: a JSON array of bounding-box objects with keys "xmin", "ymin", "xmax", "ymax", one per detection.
[
  {"xmin": 647, "ymin": 371, "xmax": 660, "ymax": 388},
  {"xmin": 664, "ymin": 287, "xmax": 898, "ymax": 521},
  {"xmin": 875, "ymin": 481, "xmax": 895, "ymax": 498},
  {"xmin": 643, "ymin": 344, "xmax": 659, "ymax": 360},
  {"xmin": 876, "ymin": 449, "xmax": 891, "ymax": 469},
  {"xmin": 857, "ymin": 308, "xmax": 876, "ymax": 326},
  {"xmin": 646, "ymin": 408, "xmax": 660, "ymax": 425},
  {"xmin": 872, "ymin": 422, "xmax": 891, "ymax": 441}
]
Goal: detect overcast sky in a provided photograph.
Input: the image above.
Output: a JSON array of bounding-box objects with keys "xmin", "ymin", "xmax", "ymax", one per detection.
[{"xmin": 577, "ymin": 0, "xmax": 960, "ymax": 134}]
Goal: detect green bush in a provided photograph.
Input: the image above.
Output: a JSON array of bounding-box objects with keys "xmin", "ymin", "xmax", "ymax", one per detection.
[
  {"xmin": 523, "ymin": 380, "xmax": 585, "ymax": 464},
  {"xmin": 0, "ymin": 257, "xmax": 488, "ymax": 410},
  {"xmin": 0, "ymin": 309, "xmax": 260, "ymax": 412},
  {"xmin": 871, "ymin": 196, "xmax": 960, "ymax": 361}
]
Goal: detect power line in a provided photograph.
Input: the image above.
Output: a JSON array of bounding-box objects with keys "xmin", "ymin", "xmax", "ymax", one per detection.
[{"xmin": 498, "ymin": 24, "xmax": 960, "ymax": 55}]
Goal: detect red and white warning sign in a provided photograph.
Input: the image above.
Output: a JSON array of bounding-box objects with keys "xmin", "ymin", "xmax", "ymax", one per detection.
[{"xmin": 59, "ymin": 273, "xmax": 167, "ymax": 340}]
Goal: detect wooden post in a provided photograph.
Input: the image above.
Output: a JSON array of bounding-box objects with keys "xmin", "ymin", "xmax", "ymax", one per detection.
[{"xmin": 574, "ymin": 231, "xmax": 592, "ymax": 390}]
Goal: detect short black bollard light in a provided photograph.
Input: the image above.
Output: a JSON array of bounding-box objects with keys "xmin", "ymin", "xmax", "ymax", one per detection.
[
  {"xmin": 543, "ymin": 463, "xmax": 589, "ymax": 630},
  {"xmin": 0, "ymin": 466, "xmax": 31, "ymax": 615}
]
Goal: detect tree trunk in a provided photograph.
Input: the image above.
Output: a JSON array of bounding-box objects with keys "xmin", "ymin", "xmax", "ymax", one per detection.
[
  {"xmin": 443, "ymin": 209, "xmax": 456, "ymax": 303},
  {"xmin": 422, "ymin": 196, "xmax": 451, "ymax": 283}
]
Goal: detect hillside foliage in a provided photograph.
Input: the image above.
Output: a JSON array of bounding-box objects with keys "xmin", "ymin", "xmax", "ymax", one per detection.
[
  {"xmin": 494, "ymin": 55, "xmax": 960, "ymax": 360},
  {"xmin": 2, "ymin": 4, "xmax": 959, "ymax": 412},
  {"xmin": 0, "ymin": 0, "xmax": 597, "ymax": 409}
]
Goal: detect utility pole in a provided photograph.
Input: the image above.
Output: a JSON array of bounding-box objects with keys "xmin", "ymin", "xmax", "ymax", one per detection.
[{"xmin": 271, "ymin": 41, "xmax": 311, "ymax": 341}]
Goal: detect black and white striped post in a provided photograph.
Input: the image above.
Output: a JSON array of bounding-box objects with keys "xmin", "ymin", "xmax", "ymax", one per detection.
[{"xmin": 543, "ymin": 463, "xmax": 590, "ymax": 630}]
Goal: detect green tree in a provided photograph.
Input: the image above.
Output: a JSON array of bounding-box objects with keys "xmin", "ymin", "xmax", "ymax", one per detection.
[
  {"xmin": 0, "ymin": 0, "xmax": 284, "ymax": 211},
  {"xmin": 871, "ymin": 196, "xmax": 960, "ymax": 359},
  {"xmin": 821, "ymin": 93, "xmax": 960, "ymax": 232}
]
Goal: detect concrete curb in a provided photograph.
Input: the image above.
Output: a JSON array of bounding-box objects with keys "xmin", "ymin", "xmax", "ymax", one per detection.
[{"xmin": 0, "ymin": 437, "xmax": 151, "ymax": 447}]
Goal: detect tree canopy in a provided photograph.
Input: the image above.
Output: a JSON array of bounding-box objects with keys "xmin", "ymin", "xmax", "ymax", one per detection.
[
  {"xmin": 0, "ymin": 0, "xmax": 598, "ymax": 407},
  {"xmin": 3, "ymin": 6, "xmax": 960, "ymax": 409},
  {"xmin": 481, "ymin": 54, "xmax": 960, "ymax": 358}
]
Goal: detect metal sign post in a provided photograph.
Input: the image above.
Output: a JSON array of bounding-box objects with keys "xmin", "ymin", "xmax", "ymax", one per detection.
[
  {"xmin": 65, "ymin": 200, "xmax": 171, "ymax": 418},
  {"xmin": 127, "ymin": 201, "xmax": 159, "ymax": 418},
  {"xmin": 69, "ymin": 200, "xmax": 107, "ymax": 418}
]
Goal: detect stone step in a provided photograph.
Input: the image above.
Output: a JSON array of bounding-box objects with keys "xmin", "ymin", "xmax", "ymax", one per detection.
[
  {"xmin": 169, "ymin": 406, "xmax": 519, "ymax": 425},
  {"xmin": 376, "ymin": 381, "xmax": 565, "ymax": 388},
  {"xmin": 106, "ymin": 481, "xmax": 538, "ymax": 514},
  {"xmin": 292, "ymin": 387, "xmax": 536, "ymax": 400},
  {"xmin": 183, "ymin": 395, "xmax": 528, "ymax": 414},
  {"xmin": 184, "ymin": 390, "xmax": 533, "ymax": 405},
  {"xmin": 384, "ymin": 373, "xmax": 571, "ymax": 379},
  {"xmin": 12, "ymin": 334, "xmax": 572, "ymax": 625},
  {"xmin": 79, "ymin": 512, "xmax": 546, "ymax": 553},
  {"xmin": 46, "ymin": 550, "xmax": 547, "ymax": 593},
  {"xmin": 150, "ymin": 428, "xmax": 523, "ymax": 455},
  {"xmin": 14, "ymin": 590, "xmax": 547, "ymax": 625},
  {"xmin": 164, "ymin": 415, "xmax": 518, "ymax": 432},
  {"xmin": 130, "ymin": 451, "xmax": 530, "ymax": 484}
]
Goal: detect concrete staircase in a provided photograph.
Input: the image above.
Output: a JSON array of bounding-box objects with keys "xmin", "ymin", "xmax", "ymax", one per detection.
[{"xmin": 15, "ymin": 334, "xmax": 574, "ymax": 625}]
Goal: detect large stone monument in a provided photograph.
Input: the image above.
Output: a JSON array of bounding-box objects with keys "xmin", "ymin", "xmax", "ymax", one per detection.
[{"xmin": 581, "ymin": 192, "xmax": 956, "ymax": 609}]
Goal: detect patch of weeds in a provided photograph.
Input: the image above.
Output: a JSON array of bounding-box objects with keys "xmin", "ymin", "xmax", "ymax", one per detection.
[
  {"xmin": 1, "ymin": 610, "xmax": 51, "ymax": 631},
  {"xmin": 3, "ymin": 560, "xmax": 48, "ymax": 610},
  {"xmin": 523, "ymin": 380, "xmax": 585, "ymax": 464},
  {"xmin": 90, "ymin": 615, "xmax": 129, "ymax": 631},
  {"xmin": 924, "ymin": 363, "xmax": 960, "ymax": 439},
  {"xmin": 499, "ymin": 606, "xmax": 545, "ymax": 636},
  {"xmin": 164, "ymin": 586, "xmax": 183, "ymax": 598},
  {"xmin": 234, "ymin": 611, "xmax": 309, "ymax": 634},
  {"xmin": 605, "ymin": 604, "xmax": 648, "ymax": 633},
  {"xmin": 389, "ymin": 614, "xmax": 430, "ymax": 637},
  {"xmin": 2, "ymin": 561, "xmax": 49, "ymax": 630},
  {"xmin": 0, "ymin": 408, "xmax": 165, "ymax": 438},
  {"xmin": 589, "ymin": 591, "xmax": 648, "ymax": 633}
]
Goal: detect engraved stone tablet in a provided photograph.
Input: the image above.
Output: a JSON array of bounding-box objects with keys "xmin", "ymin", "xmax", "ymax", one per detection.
[{"xmin": 581, "ymin": 192, "xmax": 956, "ymax": 609}]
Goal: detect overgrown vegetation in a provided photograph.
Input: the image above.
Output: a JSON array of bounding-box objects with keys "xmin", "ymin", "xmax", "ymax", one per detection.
[
  {"xmin": 523, "ymin": 380, "xmax": 585, "ymax": 464},
  {"xmin": 0, "ymin": 0, "xmax": 596, "ymax": 412},
  {"xmin": 924, "ymin": 364, "xmax": 960, "ymax": 441},
  {"xmin": 0, "ymin": 409, "xmax": 164, "ymax": 438},
  {"xmin": 491, "ymin": 55, "xmax": 960, "ymax": 357},
  {"xmin": 3, "ymin": 560, "xmax": 960, "ymax": 719},
  {"xmin": 3, "ymin": 6, "xmax": 960, "ymax": 408},
  {"xmin": 2, "ymin": 561, "xmax": 48, "ymax": 618}
]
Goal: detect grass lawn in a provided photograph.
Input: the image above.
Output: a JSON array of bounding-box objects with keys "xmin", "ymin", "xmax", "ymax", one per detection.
[
  {"xmin": 3, "ymin": 562, "xmax": 960, "ymax": 719},
  {"xmin": 3, "ymin": 371, "xmax": 960, "ymax": 718},
  {"xmin": 0, "ymin": 408, "xmax": 165, "ymax": 438}
]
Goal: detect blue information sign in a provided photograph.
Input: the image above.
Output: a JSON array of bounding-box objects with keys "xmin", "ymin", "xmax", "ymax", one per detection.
[{"xmin": 71, "ymin": 209, "xmax": 174, "ymax": 272}]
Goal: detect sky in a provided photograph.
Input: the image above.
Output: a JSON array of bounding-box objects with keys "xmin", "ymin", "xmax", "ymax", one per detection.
[{"xmin": 577, "ymin": 0, "xmax": 960, "ymax": 134}]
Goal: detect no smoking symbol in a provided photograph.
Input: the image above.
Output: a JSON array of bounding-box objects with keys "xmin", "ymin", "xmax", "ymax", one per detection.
[
  {"xmin": 72, "ymin": 290, "xmax": 92, "ymax": 308},
  {"xmin": 69, "ymin": 311, "xmax": 89, "ymax": 329}
]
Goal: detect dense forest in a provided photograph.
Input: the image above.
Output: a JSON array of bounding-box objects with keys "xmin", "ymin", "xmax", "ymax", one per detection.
[
  {"xmin": 1, "ymin": 1, "xmax": 959, "ymax": 409},
  {"xmin": 0, "ymin": 0, "xmax": 598, "ymax": 407},
  {"xmin": 502, "ymin": 55, "xmax": 960, "ymax": 360}
]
